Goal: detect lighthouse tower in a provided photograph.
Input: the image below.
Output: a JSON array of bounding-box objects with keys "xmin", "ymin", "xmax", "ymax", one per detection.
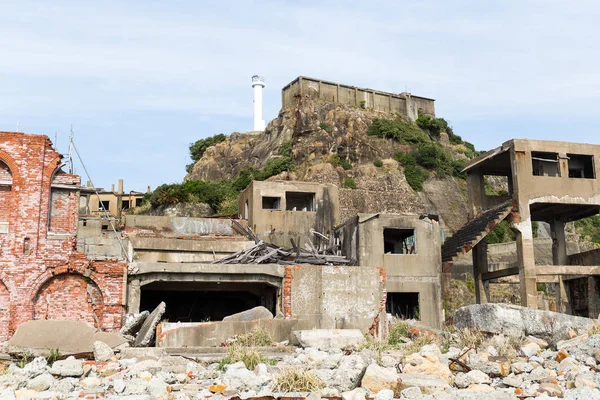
[{"xmin": 252, "ymin": 75, "xmax": 265, "ymax": 131}]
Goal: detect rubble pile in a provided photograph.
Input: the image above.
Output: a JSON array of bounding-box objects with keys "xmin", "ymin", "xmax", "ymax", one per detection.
[{"xmin": 2, "ymin": 329, "xmax": 600, "ymax": 399}]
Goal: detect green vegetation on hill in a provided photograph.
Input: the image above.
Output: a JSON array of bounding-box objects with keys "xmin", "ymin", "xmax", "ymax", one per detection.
[
  {"xmin": 186, "ymin": 134, "xmax": 227, "ymax": 173},
  {"xmin": 486, "ymin": 220, "xmax": 539, "ymax": 244},
  {"xmin": 574, "ymin": 215, "xmax": 600, "ymax": 244},
  {"xmin": 367, "ymin": 113, "xmax": 473, "ymax": 191}
]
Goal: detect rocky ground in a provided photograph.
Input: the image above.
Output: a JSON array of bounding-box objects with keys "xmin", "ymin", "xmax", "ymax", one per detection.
[{"xmin": 3, "ymin": 325, "xmax": 600, "ymax": 400}]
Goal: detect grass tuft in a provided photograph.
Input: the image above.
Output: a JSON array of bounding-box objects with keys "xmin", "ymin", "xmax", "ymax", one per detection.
[
  {"xmin": 271, "ymin": 367, "xmax": 326, "ymax": 393},
  {"xmin": 217, "ymin": 344, "xmax": 270, "ymax": 371}
]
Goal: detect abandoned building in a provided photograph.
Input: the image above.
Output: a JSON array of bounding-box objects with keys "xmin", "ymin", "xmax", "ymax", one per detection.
[
  {"xmin": 336, "ymin": 214, "xmax": 444, "ymax": 329},
  {"xmin": 86, "ymin": 179, "xmax": 146, "ymax": 223},
  {"xmin": 0, "ymin": 132, "xmax": 126, "ymax": 342},
  {"xmin": 442, "ymin": 139, "xmax": 600, "ymax": 317},
  {"xmin": 281, "ymin": 76, "xmax": 435, "ymax": 121},
  {"xmin": 238, "ymin": 180, "xmax": 340, "ymax": 248}
]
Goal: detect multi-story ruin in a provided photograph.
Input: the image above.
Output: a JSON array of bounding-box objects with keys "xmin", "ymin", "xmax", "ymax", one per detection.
[{"xmin": 443, "ymin": 139, "xmax": 600, "ymax": 317}]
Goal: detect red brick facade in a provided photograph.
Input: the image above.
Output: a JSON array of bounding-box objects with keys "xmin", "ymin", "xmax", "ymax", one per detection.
[{"xmin": 0, "ymin": 132, "xmax": 126, "ymax": 342}]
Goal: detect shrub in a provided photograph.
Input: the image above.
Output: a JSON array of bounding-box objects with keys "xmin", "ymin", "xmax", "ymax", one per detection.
[
  {"xmin": 415, "ymin": 113, "xmax": 451, "ymax": 140},
  {"xmin": 271, "ymin": 368, "xmax": 326, "ymax": 392},
  {"xmin": 342, "ymin": 177, "xmax": 357, "ymax": 189},
  {"xmin": 403, "ymin": 164, "xmax": 429, "ymax": 191},
  {"xmin": 388, "ymin": 321, "xmax": 409, "ymax": 345},
  {"xmin": 319, "ymin": 122, "xmax": 332, "ymax": 134},
  {"xmin": 400, "ymin": 335, "xmax": 435, "ymax": 357},
  {"xmin": 217, "ymin": 344, "xmax": 269, "ymax": 371},
  {"xmin": 359, "ymin": 100, "xmax": 366, "ymax": 109},
  {"xmin": 456, "ymin": 328, "xmax": 485, "ymax": 350},
  {"xmin": 236, "ymin": 326, "xmax": 274, "ymax": 347},
  {"xmin": 368, "ymin": 117, "xmax": 430, "ymax": 146},
  {"xmin": 186, "ymin": 133, "xmax": 227, "ymax": 173},
  {"xmin": 340, "ymin": 159, "xmax": 352, "ymax": 170},
  {"xmin": 150, "ymin": 183, "xmax": 188, "ymax": 207},
  {"xmin": 373, "ymin": 159, "xmax": 383, "ymax": 168}
]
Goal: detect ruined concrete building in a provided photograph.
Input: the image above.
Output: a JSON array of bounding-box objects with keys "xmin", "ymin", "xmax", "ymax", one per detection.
[
  {"xmin": 0, "ymin": 132, "xmax": 126, "ymax": 342},
  {"xmin": 443, "ymin": 139, "xmax": 600, "ymax": 317},
  {"xmin": 282, "ymin": 76, "xmax": 435, "ymax": 121}
]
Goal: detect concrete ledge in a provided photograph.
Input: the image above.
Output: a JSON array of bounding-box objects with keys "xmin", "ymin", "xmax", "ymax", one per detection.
[{"xmin": 157, "ymin": 319, "xmax": 298, "ymax": 347}]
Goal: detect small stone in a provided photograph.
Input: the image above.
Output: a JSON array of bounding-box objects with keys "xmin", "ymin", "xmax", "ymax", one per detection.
[
  {"xmin": 538, "ymin": 382, "xmax": 563, "ymax": 397},
  {"xmin": 49, "ymin": 357, "xmax": 84, "ymax": 377},
  {"xmin": 93, "ymin": 341, "xmax": 115, "ymax": 362},
  {"xmin": 399, "ymin": 386, "xmax": 422, "ymax": 399},
  {"xmin": 502, "ymin": 373, "xmax": 523, "ymax": 388},
  {"xmin": 464, "ymin": 383, "xmax": 495, "ymax": 392},
  {"xmin": 543, "ymin": 360, "xmax": 559, "ymax": 370},
  {"xmin": 361, "ymin": 363, "xmax": 400, "ymax": 393},
  {"xmin": 454, "ymin": 372, "xmax": 469, "ymax": 388},
  {"xmin": 209, "ymin": 384, "xmax": 227, "ymax": 393},
  {"xmin": 521, "ymin": 342, "xmax": 541, "ymax": 358},
  {"xmin": 138, "ymin": 371, "xmax": 153, "ymax": 381},
  {"xmin": 511, "ymin": 361, "xmax": 533, "ymax": 374},
  {"xmin": 113, "ymin": 378, "xmax": 126, "ymax": 393},
  {"xmin": 374, "ymin": 389, "xmax": 394, "ymax": 400},
  {"xmin": 575, "ymin": 374, "xmax": 597, "ymax": 388},
  {"xmin": 26, "ymin": 373, "xmax": 55, "ymax": 392},
  {"xmin": 341, "ymin": 387, "xmax": 367, "ymax": 400},
  {"xmin": 466, "ymin": 370, "xmax": 491, "ymax": 384},
  {"xmin": 555, "ymin": 349, "xmax": 570, "ymax": 362}
]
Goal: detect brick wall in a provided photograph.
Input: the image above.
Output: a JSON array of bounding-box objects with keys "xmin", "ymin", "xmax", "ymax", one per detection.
[{"xmin": 0, "ymin": 132, "xmax": 126, "ymax": 342}]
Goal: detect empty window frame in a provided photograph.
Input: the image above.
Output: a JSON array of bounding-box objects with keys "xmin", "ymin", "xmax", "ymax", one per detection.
[
  {"xmin": 531, "ymin": 152, "xmax": 560, "ymax": 177},
  {"xmin": 386, "ymin": 292, "xmax": 420, "ymax": 320},
  {"xmin": 286, "ymin": 192, "xmax": 315, "ymax": 211},
  {"xmin": 121, "ymin": 200, "xmax": 130, "ymax": 210},
  {"xmin": 383, "ymin": 227, "xmax": 416, "ymax": 254},
  {"xmin": 567, "ymin": 154, "xmax": 595, "ymax": 179},
  {"xmin": 135, "ymin": 198, "xmax": 143, "ymax": 207},
  {"xmin": 262, "ymin": 196, "xmax": 281, "ymax": 210},
  {"xmin": 100, "ymin": 200, "xmax": 110, "ymax": 211}
]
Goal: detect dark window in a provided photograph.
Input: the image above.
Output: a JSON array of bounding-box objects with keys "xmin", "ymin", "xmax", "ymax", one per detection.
[
  {"xmin": 383, "ymin": 227, "xmax": 416, "ymax": 254},
  {"xmin": 262, "ymin": 196, "xmax": 281, "ymax": 210},
  {"xmin": 387, "ymin": 292, "xmax": 419, "ymax": 320},
  {"xmin": 100, "ymin": 200, "xmax": 110, "ymax": 211},
  {"xmin": 121, "ymin": 200, "xmax": 130, "ymax": 210},
  {"xmin": 532, "ymin": 152, "xmax": 560, "ymax": 177},
  {"xmin": 285, "ymin": 192, "xmax": 315, "ymax": 211},
  {"xmin": 135, "ymin": 198, "xmax": 143, "ymax": 207},
  {"xmin": 568, "ymin": 154, "xmax": 595, "ymax": 179}
]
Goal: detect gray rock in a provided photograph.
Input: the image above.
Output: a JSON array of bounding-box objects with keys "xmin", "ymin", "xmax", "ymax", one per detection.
[
  {"xmin": 400, "ymin": 386, "xmax": 423, "ymax": 399},
  {"xmin": 0, "ymin": 388, "xmax": 15, "ymax": 400},
  {"xmin": 502, "ymin": 373, "xmax": 523, "ymax": 387},
  {"xmin": 134, "ymin": 301, "xmax": 166, "ymax": 347},
  {"xmin": 328, "ymin": 355, "xmax": 368, "ymax": 392},
  {"xmin": 511, "ymin": 361, "xmax": 533, "ymax": 374},
  {"xmin": 564, "ymin": 387, "xmax": 600, "ymax": 400},
  {"xmin": 521, "ymin": 342, "xmax": 541, "ymax": 358},
  {"xmin": 27, "ymin": 373, "xmax": 55, "ymax": 391},
  {"xmin": 119, "ymin": 311, "xmax": 150, "ymax": 336},
  {"xmin": 341, "ymin": 387, "xmax": 367, "ymax": 400},
  {"xmin": 454, "ymin": 372, "xmax": 469, "ymax": 389},
  {"xmin": 93, "ymin": 340, "xmax": 115, "ymax": 362},
  {"xmin": 294, "ymin": 329, "xmax": 366, "ymax": 350},
  {"xmin": 148, "ymin": 377, "xmax": 169, "ymax": 398},
  {"xmin": 466, "ymin": 370, "xmax": 491, "ymax": 384},
  {"xmin": 124, "ymin": 378, "xmax": 150, "ymax": 395},
  {"xmin": 222, "ymin": 306, "xmax": 273, "ymax": 322},
  {"xmin": 49, "ymin": 357, "xmax": 84, "ymax": 377},
  {"xmin": 51, "ymin": 377, "xmax": 79, "ymax": 394},
  {"xmin": 397, "ymin": 373, "xmax": 450, "ymax": 393},
  {"xmin": 22, "ymin": 357, "xmax": 48, "ymax": 378},
  {"xmin": 454, "ymin": 304, "xmax": 595, "ymax": 345},
  {"xmin": 374, "ymin": 389, "xmax": 394, "ymax": 400}
]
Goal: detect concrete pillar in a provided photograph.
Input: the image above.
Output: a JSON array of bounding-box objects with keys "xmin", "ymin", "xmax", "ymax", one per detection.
[
  {"xmin": 467, "ymin": 171, "xmax": 485, "ymax": 218},
  {"xmin": 551, "ymin": 219, "xmax": 567, "ymax": 265},
  {"xmin": 472, "ymin": 239, "xmax": 490, "ymax": 303},
  {"xmin": 558, "ymin": 276, "xmax": 571, "ymax": 314},
  {"xmin": 127, "ymin": 279, "xmax": 141, "ymax": 315},
  {"xmin": 512, "ymin": 209, "xmax": 538, "ymax": 308}
]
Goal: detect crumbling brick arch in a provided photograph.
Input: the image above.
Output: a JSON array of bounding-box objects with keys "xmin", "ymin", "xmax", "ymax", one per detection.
[
  {"xmin": 0, "ymin": 279, "xmax": 11, "ymax": 342},
  {"xmin": 32, "ymin": 273, "xmax": 104, "ymax": 328},
  {"xmin": 0, "ymin": 150, "xmax": 19, "ymax": 183}
]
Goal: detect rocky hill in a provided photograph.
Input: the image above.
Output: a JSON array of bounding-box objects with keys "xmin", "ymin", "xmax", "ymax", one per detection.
[{"xmin": 185, "ymin": 95, "xmax": 475, "ymax": 233}]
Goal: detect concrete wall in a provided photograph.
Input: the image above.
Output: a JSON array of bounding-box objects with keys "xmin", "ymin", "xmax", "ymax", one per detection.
[
  {"xmin": 129, "ymin": 237, "xmax": 253, "ymax": 263},
  {"xmin": 239, "ymin": 180, "xmax": 340, "ymax": 248},
  {"xmin": 569, "ymin": 248, "xmax": 600, "ymax": 266},
  {"xmin": 337, "ymin": 214, "xmax": 444, "ymax": 329},
  {"xmin": 125, "ymin": 215, "xmax": 246, "ymax": 238},
  {"xmin": 281, "ymin": 77, "xmax": 434, "ymax": 121},
  {"xmin": 283, "ymin": 265, "xmax": 386, "ymax": 335}
]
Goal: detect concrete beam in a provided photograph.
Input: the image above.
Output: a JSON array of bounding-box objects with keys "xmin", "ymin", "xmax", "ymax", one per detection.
[
  {"xmin": 130, "ymin": 262, "xmax": 285, "ymax": 278},
  {"xmin": 482, "ymin": 267, "xmax": 520, "ymax": 281},
  {"xmin": 536, "ymin": 265, "xmax": 600, "ymax": 276}
]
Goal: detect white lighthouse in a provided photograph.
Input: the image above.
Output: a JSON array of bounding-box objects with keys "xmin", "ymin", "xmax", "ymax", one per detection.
[{"xmin": 252, "ymin": 75, "xmax": 265, "ymax": 131}]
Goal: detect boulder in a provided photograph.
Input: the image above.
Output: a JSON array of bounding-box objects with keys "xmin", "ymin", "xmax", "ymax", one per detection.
[
  {"xmin": 26, "ymin": 373, "xmax": 55, "ymax": 392},
  {"xmin": 5, "ymin": 320, "xmax": 128, "ymax": 355},
  {"xmin": 119, "ymin": 311, "xmax": 150, "ymax": 337},
  {"xmin": 49, "ymin": 357, "xmax": 84, "ymax": 377},
  {"xmin": 454, "ymin": 303, "xmax": 594, "ymax": 345},
  {"xmin": 222, "ymin": 306, "xmax": 273, "ymax": 322},
  {"xmin": 134, "ymin": 302, "xmax": 166, "ymax": 347},
  {"xmin": 402, "ymin": 347, "xmax": 452, "ymax": 382},
  {"xmin": 93, "ymin": 341, "xmax": 115, "ymax": 362},
  {"xmin": 328, "ymin": 355, "xmax": 368, "ymax": 392},
  {"xmin": 397, "ymin": 373, "xmax": 450, "ymax": 393},
  {"xmin": 360, "ymin": 363, "xmax": 400, "ymax": 394},
  {"xmin": 294, "ymin": 329, "xmax": 366, "ymax": 350}
]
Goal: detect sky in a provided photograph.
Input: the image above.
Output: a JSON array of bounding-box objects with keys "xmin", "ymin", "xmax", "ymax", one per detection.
[{"xmin": 1, "ymin": 0, "xmax": 599, "ymax": 191}]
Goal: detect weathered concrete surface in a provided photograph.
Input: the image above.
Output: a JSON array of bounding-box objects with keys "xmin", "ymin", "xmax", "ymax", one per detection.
[
  {"xmin": 285, "ymin": 265, "xmax": 386, "ymax": 335},
  {"xmin": 134, "ymin": 302, "xmax": 166, "ymax": 347},
  {"xmin": 4, "ymin": 320, "xmax": 127, "ymax": 356},
  {"xmin": 119, "ymin": 311, "xmax": 149, "ymax": 336},
  {"xmin": 157, "ymin": 319, "xmax": 298, "ymax": 347},
  {"xmin": 125, "ymin": 215, "xmax": 246, "ymax": 237},
  {"xmin": 294, "ymin": 329, "xmax": 366, "ymax": 350},
  {"xmin": 222, "ymin": 306, "xmax": 273, "ymax": 322},
  {"xmin": 454, "ymin": 303, "xmax": 595, "ymax": 344}
]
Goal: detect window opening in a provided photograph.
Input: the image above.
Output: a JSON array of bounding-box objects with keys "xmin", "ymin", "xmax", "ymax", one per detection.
[
  {"xmin": 285, "ymin": 192, "xmax": 315, "ymax": 211},
  {"xmin": 100, "ymin": 200, "xmax": 110, "ymax": 211},
  {"xmin": 383, "ymin": 227, "xmax": 416, "ymax": 254},
  {"xmin": 121, "ymin": 200, "xmax": 130, "ymax": 210},
  {"xmin": 567, "ymin": 154, "xmax": 595, "ymax": 179},
  {"xmin": 386, "ymin": 292, "xmax": 420, "ymax": 320},
  {"xmin": 262, "ymin": 196, "xmax": 281, "ymax": 210},
  {"xmin": 532, "ymin": 152, "xmax": 560, "ymax": 177}
]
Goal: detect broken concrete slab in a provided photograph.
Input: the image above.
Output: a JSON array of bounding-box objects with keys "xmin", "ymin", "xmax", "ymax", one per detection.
[
  {"xmin": 294, "ymin": 329, "xmax": 366, "ymax": 350},
  {"xmin": 222, "ymin": 306, "xmax": 273, "ymax": 322},
  {"xmin": 134, "ymin": 302, "xmax": 166, "ymax": 347},
  {"xmin": 119, "ymin": 311, "xmax": 150, "ymax": 337},
  {"xmin": 4, "ymin": 320, "xmax": 128, "ymax": 356},
  {"xmin": 454, "ymin": 303, "xmax": 595, "ymax": 345},
  {"xmin": 157, "ymin": 319, "xmax": 297, "ymax": 347}
]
